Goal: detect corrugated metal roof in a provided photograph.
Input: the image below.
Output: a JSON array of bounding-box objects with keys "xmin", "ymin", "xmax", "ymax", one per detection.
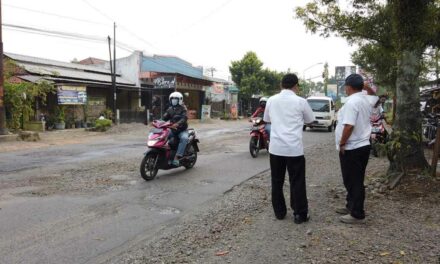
[
  {"xmin": 5, "ymin": 53, "xmax": 135, "ymax": 86},
  {"xmin": 142, "ymin": 55, "xmax": 204, "ymax": 80},
  {"xmin": 17, "ymin": 62, "xmax": 133, "ymax": 85},
  {"xmin": 5, "ymin": 53, "xmax": 110, "ymax": 74}
]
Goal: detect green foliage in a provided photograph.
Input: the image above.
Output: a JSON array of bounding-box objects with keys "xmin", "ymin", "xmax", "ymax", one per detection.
[
  {"xmin": 229, "ymin": 51, "xmax": 285, "ymax": 97},
  {"xmin": 295, "ymin": 0, "xmax": 439, "ymax": 174},
  {"xmin": 102, "ymin": 108, "xmax": 114, "ymax": 120},
  {"xmin": 94, "ymin": 118, "xmax": 112, "ymax": 132},
  {"xmin": 4, "ymin": 80, "xmax": 55, "ymax": 130},
  {"xmin": 229, "ymin": 51, "xmax": 265, "ymax": 98},
  {"xmin": 54, "ymin": 106, "xmax": 65, "ymax": 123}
]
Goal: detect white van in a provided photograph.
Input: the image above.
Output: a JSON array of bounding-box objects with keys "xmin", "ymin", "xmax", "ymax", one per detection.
[{"xmin": 304, "ymin": 96, "xmax": 336, "ymax": 132}]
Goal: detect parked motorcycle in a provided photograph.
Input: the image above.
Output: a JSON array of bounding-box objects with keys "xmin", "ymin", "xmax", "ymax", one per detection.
[
  {"xmin": 370, "ymin": 114, "xmax": 388, "ymax": 157},
  {"xmin": 140, "ymin": 120, "xmax": 200, "ymax": 181},
  {"xmin": 249, "ymin": 117, "xmax": 269, "ymax": 158},
  {"xmin": 422, "ymin": 113, "xmax": 439, "ymax": 144}
]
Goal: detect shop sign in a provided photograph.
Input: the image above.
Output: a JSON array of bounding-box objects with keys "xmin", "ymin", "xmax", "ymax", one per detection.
[
  {"xmin": 57, "ymin": 85, "xmax": 87, "ymax": 105},
  {"xmin": 153, "ymin": 76, "xmax": 176, "ymax": 89}
]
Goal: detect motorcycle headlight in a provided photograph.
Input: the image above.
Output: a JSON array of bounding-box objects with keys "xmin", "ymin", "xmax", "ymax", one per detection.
[{"xmin": 148, "ymin": 139, "xmax": 160, "ymax": 146}]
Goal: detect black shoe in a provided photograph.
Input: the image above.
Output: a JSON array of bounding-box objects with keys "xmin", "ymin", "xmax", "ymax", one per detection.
[
  {"xmin": 294, "ymin": 214, "xmax": 310, "ymax": 224},
  {"xmin": 275, "ymin": 212, "xmax": 286, "ymax": 220}
]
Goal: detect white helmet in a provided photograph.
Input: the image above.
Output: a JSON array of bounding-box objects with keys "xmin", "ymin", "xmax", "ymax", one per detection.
[
  {"xmin": 259, "ymin": 97, "xmax": 268, "ymax": 107},
  {"xmin": 259, "ymin": 97, "xmax": 268, "ymax": 103},
  {"xmin": 169, "ymin": 91, "xmax": 184, "ymax": 106}
]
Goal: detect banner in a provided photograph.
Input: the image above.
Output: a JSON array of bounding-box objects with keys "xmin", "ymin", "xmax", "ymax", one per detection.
[
  {"xmin": 212, "ymin": 84, "xmax": 224, "ymax": 94},
  {"xmin": 153, "ymin": 76, "xmax": 176, "ymax": 89},
  {"xmin": 201, "ymin": 105, "xmax": 211, "ymax": 121},
  {"xmin": 57, "ymin": 85, "xmax": 87, "ymax": 105},
  {"xmin": 230, "ymin": 103, "xmax": 238, "ymax": 119}
]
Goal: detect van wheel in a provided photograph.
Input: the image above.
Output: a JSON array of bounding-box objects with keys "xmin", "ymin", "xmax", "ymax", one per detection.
[
  {"xmin": 328, "ymin": 124, "xmax": 333, "ymax": 132},
  {"xmin": 303, "ymin": 126, "xmax": 307, "ymax": 131}
]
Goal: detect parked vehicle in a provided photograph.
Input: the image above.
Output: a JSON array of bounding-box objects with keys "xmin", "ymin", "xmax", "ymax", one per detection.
[
  {"xmin": 422, "ymin": 113, "xmax": 439, "ymax": 147},
  {"xmin": 140, "ymin": 120, "xmax": 199, "ymax": 181},
  {"xmin": 370, "ymin": 114, "xmax": 388, "ymax": 157},
  {"xmin": 249, "ymin": 117, "xmax": 269, "ymax": 158},
  {"xmin": 304, "ymin": 96, "xmax": 336, "ymax": 132}
]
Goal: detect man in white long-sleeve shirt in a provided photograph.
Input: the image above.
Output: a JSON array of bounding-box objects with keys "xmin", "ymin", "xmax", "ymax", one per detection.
[{"xmin": 264, "ymin": 73, "xmax": 315, "ymax": 224}]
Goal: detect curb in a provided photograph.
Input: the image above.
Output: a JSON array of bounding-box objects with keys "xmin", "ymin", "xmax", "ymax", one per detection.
[{"xmin": 0, "ymin": 134, "xmax": 17, "ymax": 143}]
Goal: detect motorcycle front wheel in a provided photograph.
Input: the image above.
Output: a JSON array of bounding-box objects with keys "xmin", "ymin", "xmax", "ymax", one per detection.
[
  {"xmin": 140, "ymin": 153, "xmax": 159, "ymax": 181},
  {"xmin": 249, "ymin": 137, "xmax": 259, "ymax": 158}
]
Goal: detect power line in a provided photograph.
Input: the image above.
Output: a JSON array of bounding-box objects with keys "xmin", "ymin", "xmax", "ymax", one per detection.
[
  {"xmin": 4, "ymin": 3, "xmax": 109, "ymax": 26},
  {"xmin": 177, "ymin": 0, "xmax": 234, "ymax": 35},
  {"xmin": 80, "ymin": 0, "xmax": 159, "ymax": 50},
  {"xmin": 4, "ymin": 23, "xmax": 136, "ymax": 53}
]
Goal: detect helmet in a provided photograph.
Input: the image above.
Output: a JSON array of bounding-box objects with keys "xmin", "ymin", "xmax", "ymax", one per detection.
[
  {"xmin": 259, "ymin": 97, "xmax": 268, "ymax": 107},
  {"xmin": 169, "ymin": 91, "xmax": 183, "ymax": 106}
]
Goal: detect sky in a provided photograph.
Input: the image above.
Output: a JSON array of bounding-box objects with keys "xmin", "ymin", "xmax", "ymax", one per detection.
[{"xmin": 4, "ymin": 0, "xmax": 357, "ymax": 81}]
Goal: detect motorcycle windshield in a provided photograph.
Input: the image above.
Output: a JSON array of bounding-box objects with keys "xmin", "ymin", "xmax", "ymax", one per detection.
[{"xmin": 151, "ymin": 128, "xmax": 163, "ymax": 134}]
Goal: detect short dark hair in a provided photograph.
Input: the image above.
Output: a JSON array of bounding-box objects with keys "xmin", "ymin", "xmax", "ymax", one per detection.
[
  {"xmin": 281, "ymin": 73, "xmax": 299, "ymax": 89},
  {"xmin": 344, "ymin": 74, "xmax": 364, "ymax": 91}
]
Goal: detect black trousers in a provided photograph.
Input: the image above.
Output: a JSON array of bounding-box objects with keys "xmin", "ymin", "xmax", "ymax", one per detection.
[
  {"xmin": 270, "ymin": 154, "xmax": 308, "ymax": 218},
  {"xmin": 339, "ymin": 145, "xmax": 371, "ymax": 219}
]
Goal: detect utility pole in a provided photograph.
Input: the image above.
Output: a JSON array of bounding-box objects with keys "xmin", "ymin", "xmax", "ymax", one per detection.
[
  {"xmin": 0, "ymin": 0, "xmax": 7, "ymax": 135},
  {"xmin": 206, "ymin": 67, "xmax": 216, "ymax": 77},
  {"xmin": 112, "ymin": 22, "xmax": 117, "ymax": 123}
]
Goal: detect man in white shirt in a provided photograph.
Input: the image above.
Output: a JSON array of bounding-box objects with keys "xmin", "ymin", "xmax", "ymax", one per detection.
[
  {"xmin": 263, "ymin": 73, "xmax": 315, "ymax": 224},
  {"xmin": 335, "ymin": 74, "xmax": 371, "ymax": 224}
]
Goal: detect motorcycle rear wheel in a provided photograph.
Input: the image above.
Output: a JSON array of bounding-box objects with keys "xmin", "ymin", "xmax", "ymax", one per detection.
[
  {"xmin": 140, "ymin": 153, "xmax": 159, "ymax": 181},
  {"xmin": 249, "ymin": 137, "xmax": 259, "ymax": 158},
  {"xmin": 184, "ymin": 144, "xmax": 198, "ymax": 169}
]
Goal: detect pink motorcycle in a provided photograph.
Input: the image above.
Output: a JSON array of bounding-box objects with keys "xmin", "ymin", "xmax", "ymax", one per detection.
[
  {"xmin": 370, "ymin": 114, "xmax": 388, "ymax": 157},
  {"xmin": 140, "ymin": 120, "xmax": 199, "ymax": 181}
]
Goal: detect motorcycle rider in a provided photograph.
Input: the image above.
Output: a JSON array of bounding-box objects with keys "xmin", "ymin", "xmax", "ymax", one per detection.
[
  {"xmin": 163, "ymin": 92, "xmax": 189, "ymax": 167},
  {"xmin": 251, "ymin": 97, "xmax": 271, "ymax": 138}
]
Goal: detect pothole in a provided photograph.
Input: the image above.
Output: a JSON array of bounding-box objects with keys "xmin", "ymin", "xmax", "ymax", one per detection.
[{"xmin": 149, "ymin": 206, "xmax": 181, "ymax": 215}]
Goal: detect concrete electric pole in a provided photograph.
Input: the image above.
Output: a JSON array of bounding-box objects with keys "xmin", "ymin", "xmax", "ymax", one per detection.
[{"xmin": 0, "ymin": 0, "xmax": 7, "ymax": 135}]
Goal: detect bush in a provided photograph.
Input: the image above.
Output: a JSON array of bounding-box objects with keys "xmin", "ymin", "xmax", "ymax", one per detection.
[{"xmin": 94, "ymin": 118, "xmax": 112, "ymax": 132}]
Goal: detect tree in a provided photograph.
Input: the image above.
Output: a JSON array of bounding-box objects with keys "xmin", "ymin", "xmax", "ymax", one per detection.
[
  {"xmin": 229, "ymin": 51, "xmax": 266, "ymax": 98},
  {"xmin": 295, "ymin": 0, "xmax": 440, "ymax": 179},
  {"xmin": 261, "ymin": 69, "xmax": 284, "ymax": 96}
]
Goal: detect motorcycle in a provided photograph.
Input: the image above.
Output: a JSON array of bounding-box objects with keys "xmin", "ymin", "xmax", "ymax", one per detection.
[
  {"xmin": 249, "ymin": 117, "xmax": 269, "ymax": 158},
  {"xmin": 422, "ymin": 113, "xmax": 439, "ymax": 146},
  {"xmin": 370, "ymin": 114, "xmax": 388, "ymax": 157},
  {"xmin": 140, "ymin": 120, "xmax": 200, "ymax": 181}
]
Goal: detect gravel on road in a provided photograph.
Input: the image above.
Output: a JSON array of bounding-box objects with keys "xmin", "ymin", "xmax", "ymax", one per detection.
[{"xmin": 113, "ymin": 139, "xmax": 440, "ymax": 264}]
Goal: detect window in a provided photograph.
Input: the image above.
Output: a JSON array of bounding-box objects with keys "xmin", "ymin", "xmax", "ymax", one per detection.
[{"xmin": 307, "ymin": 99, "xmax": 330, "ymax": 112}]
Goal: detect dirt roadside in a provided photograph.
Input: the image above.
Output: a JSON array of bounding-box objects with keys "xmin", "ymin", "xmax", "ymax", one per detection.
[
  {"xmin": 112, "ymin": 140, "xmax": 440, "ymax": 264},
  {"xmin": 0, "ymin": 119, "xmax": 244, "ymax": 153}
]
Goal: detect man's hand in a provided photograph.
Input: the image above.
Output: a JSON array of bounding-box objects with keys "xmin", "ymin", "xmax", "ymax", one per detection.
[
  {"xmin": 171, "ymin": 123, "xmax": 179, "ymax": 129},
  {"xmin": 339, "ymin": 144, "xmax": 346, "ymax": 155}
]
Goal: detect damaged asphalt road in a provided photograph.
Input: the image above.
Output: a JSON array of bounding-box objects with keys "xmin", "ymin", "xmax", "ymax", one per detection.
[{"xmin": 0, "ymin": 121, "xmax": 331, "ymax": 264}]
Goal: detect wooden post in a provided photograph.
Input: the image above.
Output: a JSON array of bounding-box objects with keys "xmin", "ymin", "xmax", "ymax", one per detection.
[{"xmin": 431, "ymin": 128, "xmax": 440, "ymax": 177}]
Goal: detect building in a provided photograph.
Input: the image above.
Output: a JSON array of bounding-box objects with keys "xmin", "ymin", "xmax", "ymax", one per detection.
[
  {"xmin": 4, "ymin": 53, "xmax": 142, "ymax": 127},
  {"xmin": 204, "ymin": 77, "xmax": 239, "ymax": 118},
  {"xmin": 94, "ymin": 51, "xmax": 213, "ymax": 119}
]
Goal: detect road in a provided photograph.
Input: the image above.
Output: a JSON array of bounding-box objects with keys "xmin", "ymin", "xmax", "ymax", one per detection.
[{"xmin": 0, "ymin": 121, "xmax": 331, "ymax": 264}]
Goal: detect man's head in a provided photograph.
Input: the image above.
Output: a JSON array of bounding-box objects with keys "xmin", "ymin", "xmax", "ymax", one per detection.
[
  {"xmin": 344, "ymin": 74, "xmax": 364, "ymax": 95},
  {"xmin": 281, "ymin": 73, "xmax": 299, "ymax": 91}
]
